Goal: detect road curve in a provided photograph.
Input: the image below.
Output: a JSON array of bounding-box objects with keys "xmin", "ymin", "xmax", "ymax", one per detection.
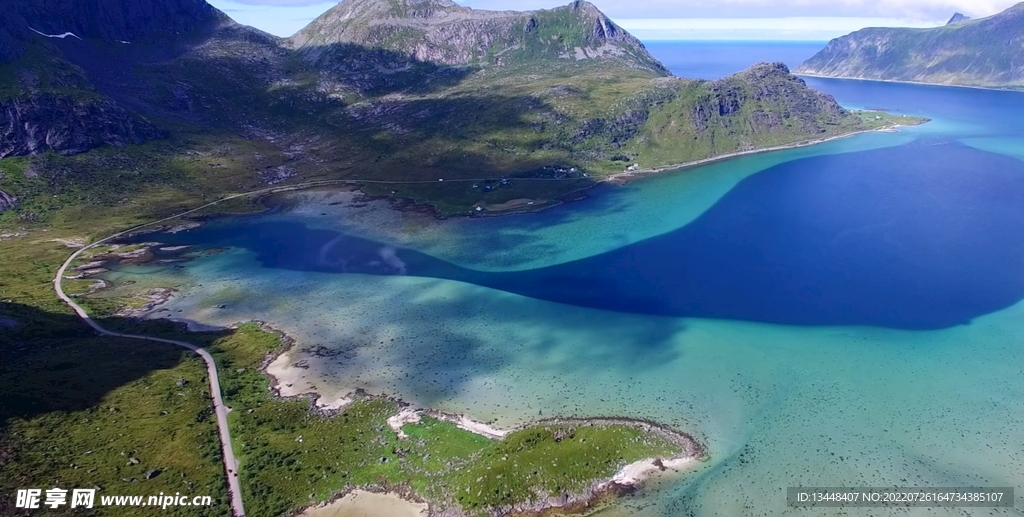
[
  {"xmin": 55, "ymin": 241, "xmax": 247, "ymax": 516},
  {"xmin": 45, "ymin": 173, "xmax": 604, "ymax": 516},
  {"xmin": 48, "ymin": 178, "xmax": 449, "ymax": 516},
  {"xmin": 50, "ymin": 178, "xmax": 410, "ymax": 515},
  {"xmin": 49, "ymin": 183, "xmax": 345, "ymax": 517}
]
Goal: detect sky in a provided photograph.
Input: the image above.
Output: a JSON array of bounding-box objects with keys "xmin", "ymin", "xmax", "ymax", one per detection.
[{"xmin": 207, "ymin": 0, "xmax": 1021, "ymax": 40}]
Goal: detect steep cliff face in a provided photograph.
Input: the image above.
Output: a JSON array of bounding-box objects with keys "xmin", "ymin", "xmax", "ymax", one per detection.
[
  {"xmin": 796, "ymin": 3, "xmax": 1024, "ymax": 87},
  {"xmin": 0, "ymin": 95, "xmax": 162, "ymax": 159},
  {"xmin": 291, "ymin": 0, "xmax": 666, "ymax": 75},
  {"xmin": 0, "ymin": 0, "xmax": 226, "ymax": 158},
  {"xmin": 947, "ymin": 13, "xmax": 971, "ymax": 25}
]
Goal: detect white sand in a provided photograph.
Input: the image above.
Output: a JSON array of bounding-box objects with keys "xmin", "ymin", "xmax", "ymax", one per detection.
[
  {"xmin": 297, "ymin": 491, "xmax": 427, "ymax": 517},
  {"xmin": 388, "ymin": 408, "xmax": 509, "ymax": 440},
  {"xmin": 606, "ymin": 457, "xmax": 695, "ymax": 486},
  {"xmin": 387, "ymin": 408, "xmax": 423, "ymax": 439},
  {"xmin": 264, "ymin": 351, "xmax": 355, "ymax": 409},
  {"xmin": 452, "ymin": 414, "xmax": 509, "ymax": 439}
]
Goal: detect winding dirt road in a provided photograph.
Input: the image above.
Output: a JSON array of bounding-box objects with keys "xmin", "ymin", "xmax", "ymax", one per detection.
[{"xmin": 50, "ymin": 182, "xmax": 351, "ymax": 517}]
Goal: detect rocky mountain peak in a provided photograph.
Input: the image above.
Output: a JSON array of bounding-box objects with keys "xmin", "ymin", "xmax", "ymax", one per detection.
[
  {"xmin": 797, "ymin": 1, "xmax": 1024, "ymax": 88},
  {"xmin": 292, "ymin": 0, "xmax": 666, "ymax": 74},
  {"xmin": 735, "ymin": 62, "xmax": 793, "ymax": 80},
  {"xmin": 946, "ymin": 12, "xmax": 971, "ymax": 25}
]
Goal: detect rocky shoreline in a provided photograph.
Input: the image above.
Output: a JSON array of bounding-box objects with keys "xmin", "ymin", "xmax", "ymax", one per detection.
[{"xmin": 244, "ymin": 321, "xmax": 705, "ymax": 517}]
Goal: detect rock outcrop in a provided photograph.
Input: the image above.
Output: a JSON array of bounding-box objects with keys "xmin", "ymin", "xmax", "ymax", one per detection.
[
  {"xmin": 0, "ymin": 95, "xmax": 162, "ymax": 159},
  {"xmin": 797, "ymin": 3, "xmax": 1024, "ymax": 87},
  {"xmin": 946, "ymin": 12, "xmax": 971, "ymax": 25},
  {"xmin": 0, "ymin": 0, "xmax": 226, "ymax": 157},
  {"xmin": 708, "ymin": 62, "xmax": 847, "ymax": 133},
  {"xmin": 0, "ymin": 189, "xmax": 16, "ymax": 212}
]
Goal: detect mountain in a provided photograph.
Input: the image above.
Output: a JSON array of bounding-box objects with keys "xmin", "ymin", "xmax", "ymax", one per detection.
[
  {"xmin": 947, "ymin": 13, "xmax": 971, "ymax": 25},
  {"xmin": 0, "ymin": 0, "xmax": 231, "ymax": 158},
  {"xmin": 796, "ymin": 3, "xmax": 1024, "ymax": 88},
  {"xmin": 0, "ymin": 0, "xmax": 896, "ymax": 218},
  {"xmin": 291, "ymin": 0, "xmax": 666, "ymax": 74}
]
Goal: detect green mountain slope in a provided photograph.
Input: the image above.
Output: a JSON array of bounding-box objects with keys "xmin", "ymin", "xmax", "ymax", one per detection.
[{"xmin": 796, "ymin": 2, "xmax": 1024, "ymax": 88}]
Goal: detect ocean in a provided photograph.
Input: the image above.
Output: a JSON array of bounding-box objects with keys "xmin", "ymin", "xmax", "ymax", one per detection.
[
  {"xmin": 104, "ymin": 43, "xmax": 1024, "ymax": 515},
  {"xmin": 643, "ymin": 41, "xmax": 827, "ymax": 79}
]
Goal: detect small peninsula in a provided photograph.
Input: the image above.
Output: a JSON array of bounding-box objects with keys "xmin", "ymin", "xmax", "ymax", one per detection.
[{"xmin": 796, "ymin": 2, "xmax": 1024, "ymax": 88}]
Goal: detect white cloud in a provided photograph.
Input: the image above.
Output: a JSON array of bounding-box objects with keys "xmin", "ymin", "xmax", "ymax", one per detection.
[
  {"xmin": 459, "ymin": 0, "xmax": 1018, "ymax": 20},
  {"xmin": 618, "ymin": 16, "xmax": 946, "ymax": 41}
]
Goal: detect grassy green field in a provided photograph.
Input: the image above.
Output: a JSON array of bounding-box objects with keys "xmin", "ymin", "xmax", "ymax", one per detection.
[{"xmin": 0, "ymin": 300, "xmax": 231, "ymax": 516}]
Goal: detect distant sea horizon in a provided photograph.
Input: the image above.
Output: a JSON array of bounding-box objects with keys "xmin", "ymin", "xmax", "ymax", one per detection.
[{"xmin": 640, "ymin": 40, "xmax": 828, "ymax": 80}]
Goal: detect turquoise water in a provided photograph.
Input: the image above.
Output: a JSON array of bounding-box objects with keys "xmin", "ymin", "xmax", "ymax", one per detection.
[{"xmin": 107, "ymin": 74, "xmax": 1024, "ymax": 513}]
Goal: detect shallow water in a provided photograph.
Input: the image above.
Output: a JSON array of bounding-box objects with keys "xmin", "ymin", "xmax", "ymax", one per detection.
[{"xmin": 107, "ymin": 73, "xmax": 1024, "ymax": 514}]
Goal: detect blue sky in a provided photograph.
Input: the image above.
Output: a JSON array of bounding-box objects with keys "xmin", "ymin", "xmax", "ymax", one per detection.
[{"xmin": 207, "ymin": 0, "xmax": 1020, "ymax": 40}]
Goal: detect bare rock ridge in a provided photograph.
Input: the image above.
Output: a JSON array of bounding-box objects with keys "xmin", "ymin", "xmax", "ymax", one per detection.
[
  {"xmin": 0, "ymin": 95, "xmax": 163, "ymax": 159},
  {"xmin": 291, "ymin": 0, "xmax": 667, "ymax": 74},
  {"xmin": 947, "ymin": 12, "xmax": 971, "ymax": 25},
  {"xmin": 797, "ymin": 2, "xmax": 1024, "ymax": 87}
]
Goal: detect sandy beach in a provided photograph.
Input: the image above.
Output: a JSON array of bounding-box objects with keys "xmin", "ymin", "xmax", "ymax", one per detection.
[
  {"xmin": 296, "ymin": 490, "xmax": 428, "ymax": 517},
  {"xmin": 796, "ymin": 72, "xmax": 1024, "ymax": 92}
]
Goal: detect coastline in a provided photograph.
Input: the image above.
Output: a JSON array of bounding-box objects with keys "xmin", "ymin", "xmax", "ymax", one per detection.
[
  {"xmin": 604, "ymin": 123, "xmax": 910, "ymax": 185},
  {"xmin": 66, "ymin": 120, "xmax": 919, "ymax": 231},
  {"xmin": 58, "ymin": 120, "xmax": 905, "ymax": 516},
  {"xmin": 795, "ymin": 72, "xmax": 1024, "ymax": 93},
  {"xmin": 245, "ymin": 319, "xmax": 706, "ymax": 517}
]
